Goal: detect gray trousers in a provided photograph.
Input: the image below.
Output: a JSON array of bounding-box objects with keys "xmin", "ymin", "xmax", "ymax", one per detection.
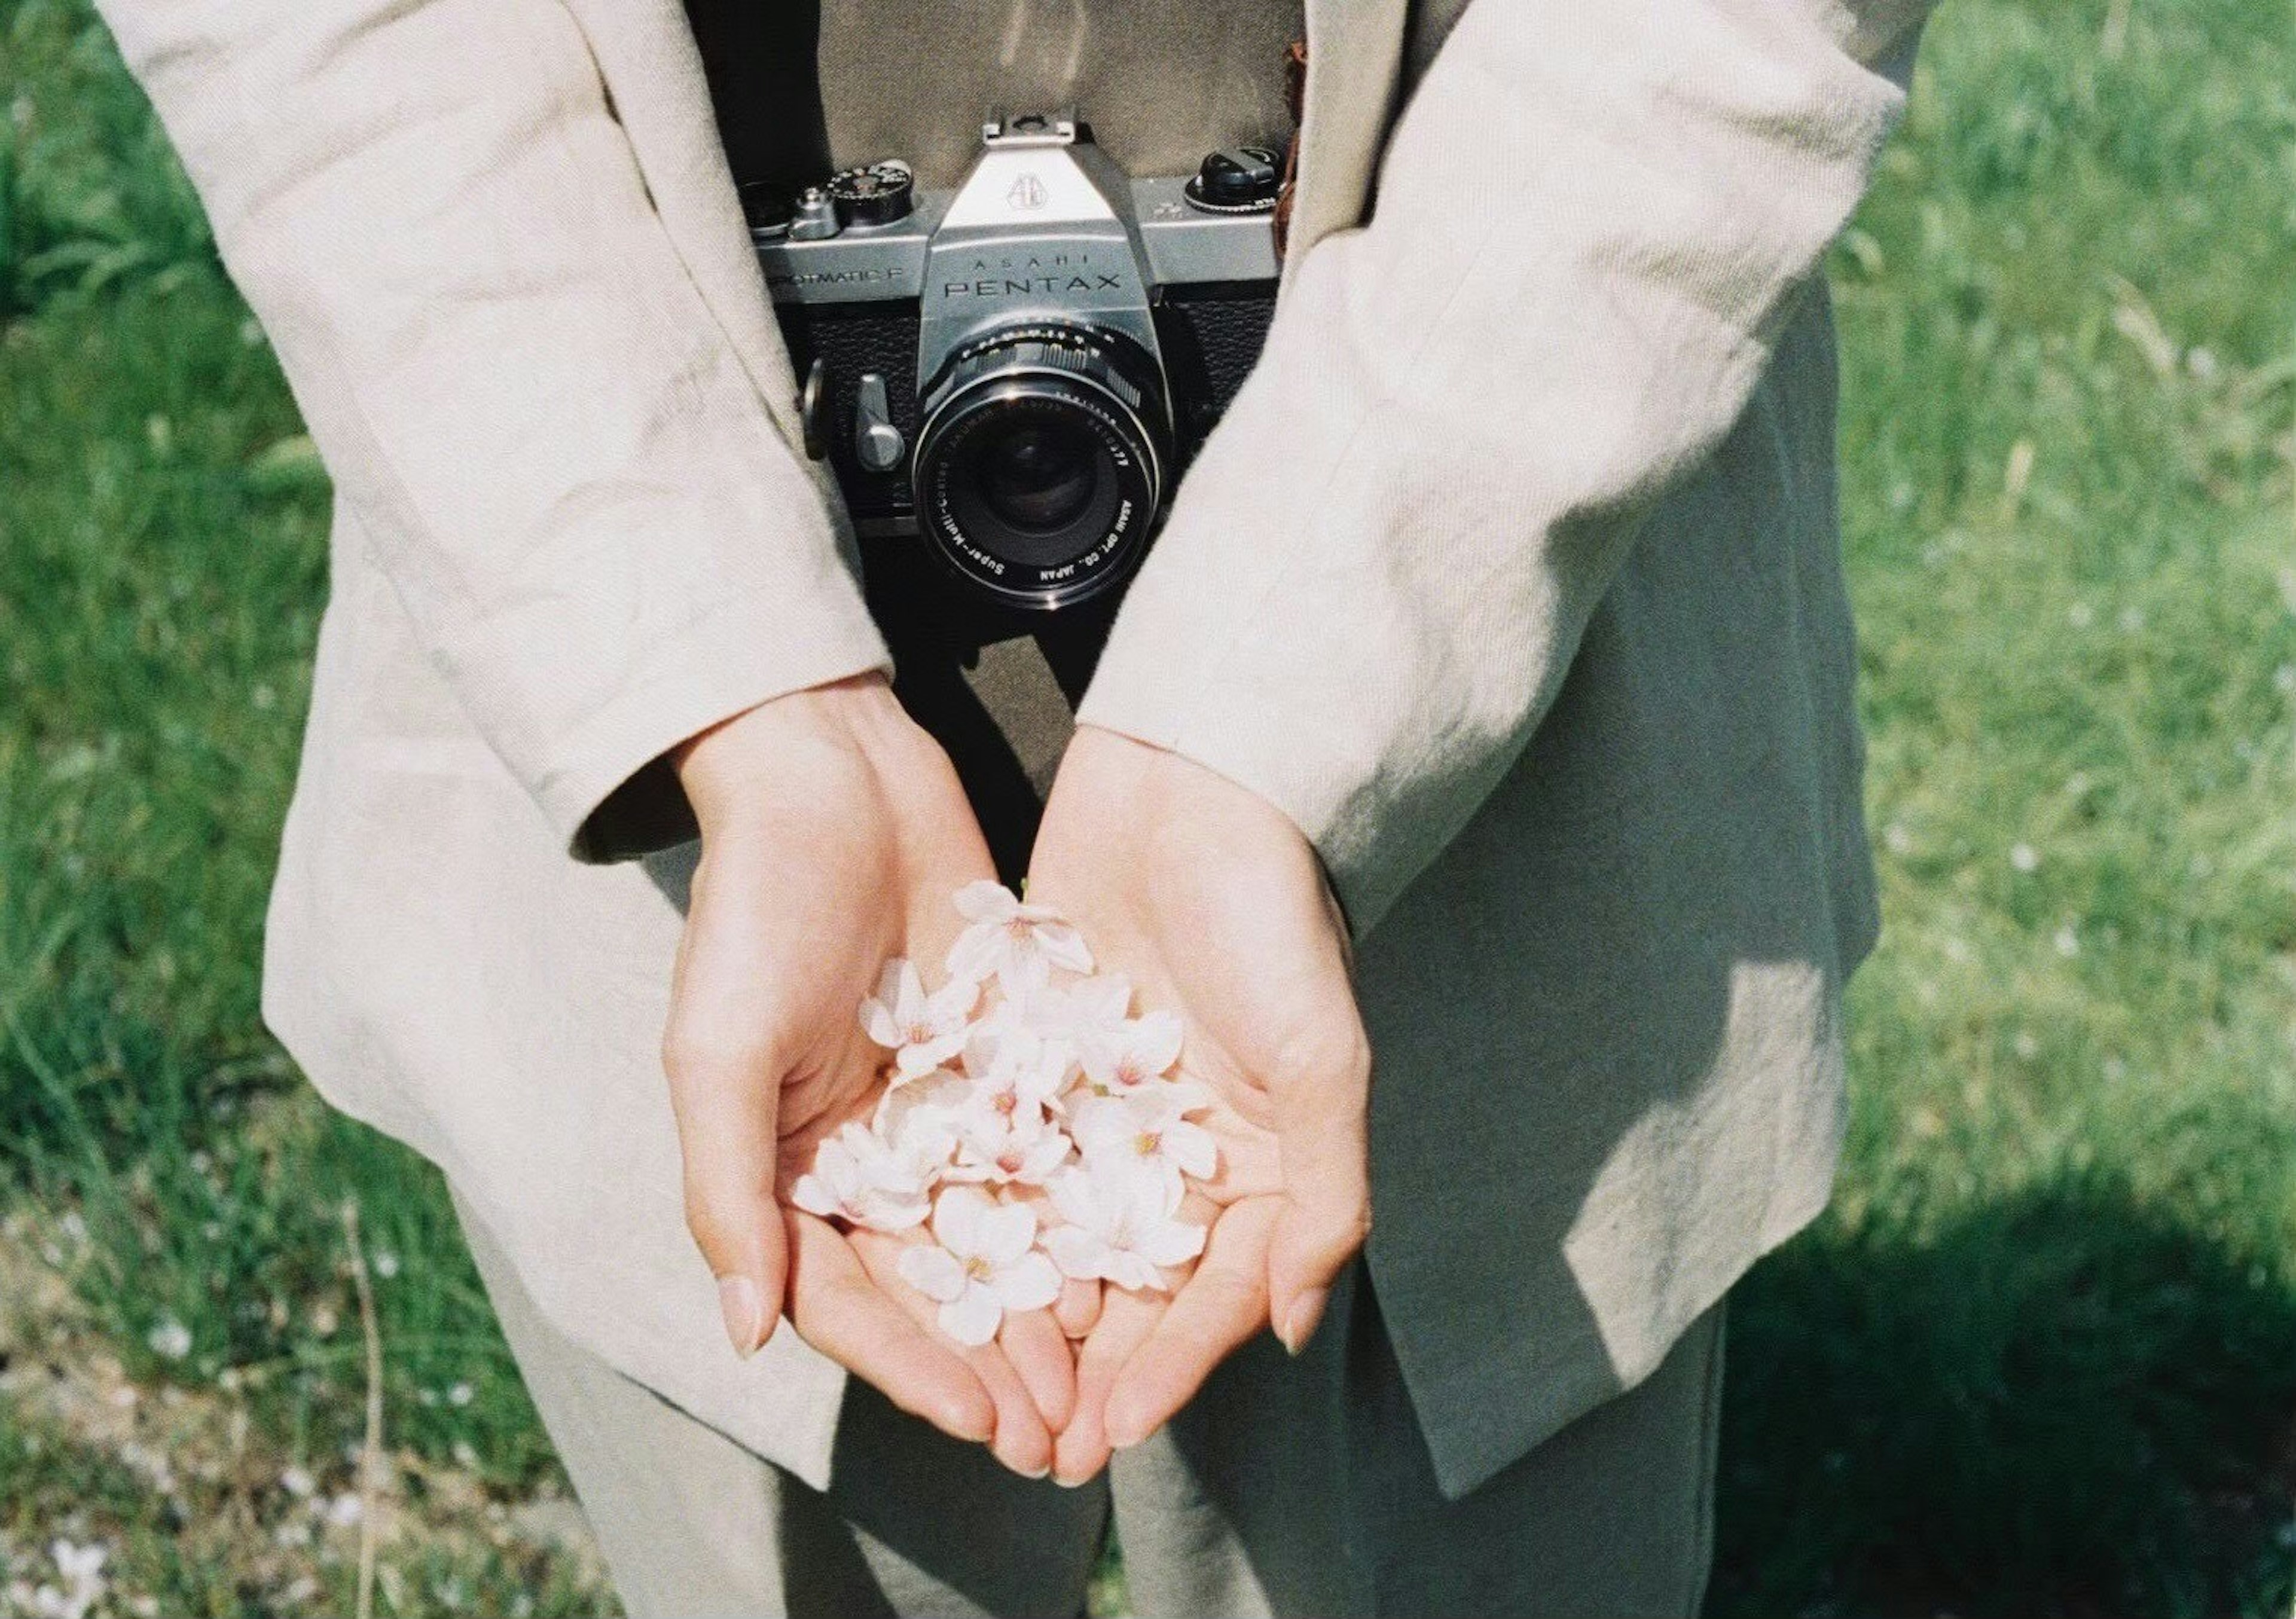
[{"xmin": 457, "ymin": 1190, "xmax": 1724, "ymax": 1618}]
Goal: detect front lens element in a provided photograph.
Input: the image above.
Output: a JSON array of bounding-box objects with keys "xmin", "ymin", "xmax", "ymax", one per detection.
[
  {"xmin": 975, "ymin": 417, "xmax": 1101, "ymax": 535},
  {"xmin": 912, "ymin": 325, "xmax": 1168, "ymax": 610}
]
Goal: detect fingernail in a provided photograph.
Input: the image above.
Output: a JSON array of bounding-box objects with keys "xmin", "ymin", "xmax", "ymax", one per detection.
[
  {"xmin": 1016, "ymin": 1462, "xmax": 1052, "ymax": 1480},
  {"xmin": 1280, "ymin": 1288, "xmax": 1330, "ymax": 1357},
  {"xmin": 718, "ymin": 1274, "xmax": 764, "ymax": 1358}
]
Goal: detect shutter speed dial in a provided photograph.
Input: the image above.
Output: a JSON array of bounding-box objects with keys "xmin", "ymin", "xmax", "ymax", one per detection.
[
  {"xmin": 828, "ymin": 160, "xmax": 917, "ymax": 228},
  {"xmin": 1183, "ymin": 146, "xmax": 1282, "ymax": 214}
]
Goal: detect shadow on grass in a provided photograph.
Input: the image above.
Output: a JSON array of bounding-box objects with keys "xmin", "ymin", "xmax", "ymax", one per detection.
[{"xmin": 1710, "ymin": 1175, "xmax": 2296, "ymax": 1618}]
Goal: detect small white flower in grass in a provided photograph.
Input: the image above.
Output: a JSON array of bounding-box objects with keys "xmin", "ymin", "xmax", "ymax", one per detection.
[
  {"xmin": 945, "ymin": 880, "xmax": 1092, "ymax": 990},
  {"xmin": 1070, "ymin": 1091, "xmax": 1219, "ymax": 1198},
  {"xmin": 1043, "ymin": 1163, "xmax": 1207, "ymax": 1293},
  {"xmin": 35, "ymin": 1540, "xmax": 107, "ymax": 1619},
  {"xmin": 790, "ymin": 1124, "xmax": 932, "ymax": 1232},
  {"xmin": 147, "ymin": 1317, "xmax": 192, "ymax": 1361},
  {"xmin": 858, "ymin": 959, "xmax": 977, "ymax": 1082},
  {"xmin": 895, "ymin": 1187, "xmax": 1061, "ymax": 1346}
]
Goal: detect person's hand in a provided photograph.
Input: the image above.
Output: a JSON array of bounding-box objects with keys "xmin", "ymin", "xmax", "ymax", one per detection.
[
  {"xmin": 662, "ymin": 673, "xmax": 1073, "ymax": 1476},
  {"xmin": 1022, "ymin": 725, "xmax": 1373, "ymax": 1484}
]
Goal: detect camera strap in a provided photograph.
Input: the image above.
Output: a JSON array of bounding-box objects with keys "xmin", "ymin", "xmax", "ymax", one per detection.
[{"xmin": 1275, "ymin": 36, "xmax": 1307, "ymax": 259}]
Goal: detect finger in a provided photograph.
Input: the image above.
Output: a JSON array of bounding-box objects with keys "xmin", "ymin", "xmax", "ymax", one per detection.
[
  {"xmin": 851, "ymin": 1233, "xmax": 1054, "ymax": 1479},
  {"xmin": 1265, "ymin": 1034, "xmax": 1372, "ymax": 1356},
  {"xmin": 963, "ymin": 1339, "xmax": 1054, "ymax": 1478},
  {"xmin": 661, "ymin": 1025, "xmax": 789, "ymax": 1357},
  {"xmin": 1103, "ymin": 1198, "xmax": 1280, "ymax": 1448},
  {"xmin": 1055, "ymin": 1278, "xmax": 1104, "ymax": 1340},
  {"xmin": 1000, "ymin": 1306, "xmax": 1079, "ymax": 1435},
  {"xmin": 1054, "ymin": 1288, "xmax": 1162, "ymax": 1487},
  {"xmin": 783, "ymin": 1212, "xmax": 994, "ymax": 1443}
]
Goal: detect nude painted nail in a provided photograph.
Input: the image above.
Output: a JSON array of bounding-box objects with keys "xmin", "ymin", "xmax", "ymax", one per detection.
[
  {"xmin": 1280, "ymin": 1287, "xmax": 1330, "ymax": 1357},
  {"xmin": 718, "ymin": 1274, "xmax": 764, "ymax": 1358}
]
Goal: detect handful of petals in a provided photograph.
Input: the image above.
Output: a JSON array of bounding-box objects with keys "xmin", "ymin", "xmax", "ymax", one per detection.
[{"xmin": 790, "ymin": 881, "xmax": 1215, "ymax": 1347}]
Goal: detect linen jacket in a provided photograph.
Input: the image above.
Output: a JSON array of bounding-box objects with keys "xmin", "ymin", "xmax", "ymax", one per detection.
[{"xmin": 100, "ymin": 0, "xmax": 1929, "ymax": 1497}]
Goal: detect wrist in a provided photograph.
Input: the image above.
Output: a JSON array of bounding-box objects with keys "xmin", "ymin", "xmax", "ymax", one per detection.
[{"xmin": 672, "ymin": 673, "xmax": 905, "ymax": 830}]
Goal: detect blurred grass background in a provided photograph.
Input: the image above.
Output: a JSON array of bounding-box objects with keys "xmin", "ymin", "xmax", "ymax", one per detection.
[{"xmin": 2, "ymin": 0, "xmax": 2292, "ymax": 1612}]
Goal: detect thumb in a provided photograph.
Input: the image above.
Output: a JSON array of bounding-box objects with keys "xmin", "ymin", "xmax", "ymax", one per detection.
[
  {"xmin": 662, "ymin": 1022, "xmax": 792, "ymax": 1358},
  {"xmin": 1264, "ymin": 1027, "xmax": 1373, "ymax": 1357}
]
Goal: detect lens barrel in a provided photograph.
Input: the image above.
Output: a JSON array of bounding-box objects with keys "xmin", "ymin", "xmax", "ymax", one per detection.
[{"xmin": 911, "ymin": 324, "xmax": 1168, "ymax": 610}]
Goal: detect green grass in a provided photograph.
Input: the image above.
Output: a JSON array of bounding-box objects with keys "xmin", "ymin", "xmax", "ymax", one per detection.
[{"xmin": 2, "ymin": 0, "xmax": 2292, "ymax": 1612}]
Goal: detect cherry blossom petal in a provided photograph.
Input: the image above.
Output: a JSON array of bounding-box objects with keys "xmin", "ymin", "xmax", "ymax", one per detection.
[
  {"xmin": 973, "ymin": 1200, "xmax": 1039, "ymax": 1267},
  {"xmin": 858, "ymin": 959, "xmax": 919, "ymax": 1049},
  {"xmin": 857, "ymin": 1194, "xmax": 932, "ymax": 1233},
  {"xmin": 789, "ymin": 1172, "xmax": 845, "ymax": 1221},
  {"xmin": 1046, "ymin": 1166, "xmax": 1101, "ymax": 1229},
  {"xmin": 1167, "ymin": 1120, "xmax": 1220, "ymax": 1183},
  {"xmin": 992, "ymin": 1251, "xmax": 1062, "ymax": 1313},
  {"xmin": 1138, "ymin": 1219, "xmax": 1208, "ymax": 1269},
  {"xmin": 932, "ymin": 1185, "xmax": 991, "ymax": 1257},
  {"xmin": 939, "ymin": 1285, "xmax": 1006, "ymax": 1348},
  {"xmin": 1043, "ymin": 1225, "xmax": 1108, "ymax": 1281},
  {"xmin": 1032, "ymin": 920, "xmax": 1094, "ymax": 975},
  {"xmin": 1104, "ymin": 1252, "xmax": 1164, "ymax": 1293},
  {"xmin": 1131, "ymin": 1011, "xmax": 1184, "ymax": 1075},
  {"xmin": 953, "ymin": 881, "xmax": 1018, "ymax": 925},
  {"xmin": 896, "ymin": 1244, "xmax": 969, "ymax": 1305}
]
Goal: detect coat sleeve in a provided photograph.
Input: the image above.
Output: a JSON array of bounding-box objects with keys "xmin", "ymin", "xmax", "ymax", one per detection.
[
  {"xmin": 1076, "ymin": 0, "xmax": 1931, "ymax": 935},
  {"xmin": 96, "ymin": 0, "xmax": 891, "ymax": 859}
]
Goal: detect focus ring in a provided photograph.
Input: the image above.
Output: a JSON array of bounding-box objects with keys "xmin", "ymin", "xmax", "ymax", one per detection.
[{"xmin": 911, "ymin": 322, "xmax": 1172, "ymax": 611}]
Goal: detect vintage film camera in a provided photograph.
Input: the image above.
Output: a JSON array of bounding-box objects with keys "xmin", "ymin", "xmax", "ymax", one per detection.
[{"xmin": 752, "ymin": 113, "xmax": 1281, "ymax": 613}]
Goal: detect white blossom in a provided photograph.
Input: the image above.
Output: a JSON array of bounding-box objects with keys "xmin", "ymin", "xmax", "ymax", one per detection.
[
  {"xmin": 945, "ymin": 881, "xmax": 1092, "ymax": 990},
  {"xmin": 811, "ymin": 891, "xmax": 1221, "ymax": 1333},
  {"xmin": 1042, "ymin": 1163, "xmax": 1207, "ymax": 1294},
  {"xmin": 790, "ymin": 1123, "xmax": 933, "ymax": 1232},
  {"xmin": 871, "ymin": 1067, "xmax": 973, "ymax": 1148},
  {"xmin": 946, "ymin": 1110, "xmax": 1073, "ymax": 1187},
  {"xmin": 146, "ymin": 1316, "xmax": 192, "ymax": 1361},
  {"xmin": 858, "ymin": 958, "xmax": 978, "ymax": 1082},
  {"xmin": 1012, "ymin": 972, "xmax": 1134, "ymax": 1047},
  {"xmin": 1077, "ymin": 1007, "xmax": 1189, "ymax": 1098},
  {"xmin": 958, "ymin": 1022, "xmax": 1073, "ymax": 1132},
  {"xmin": 1070, "ymin": 1091, "xmax": 1219, "ymax": 1198},
  {"xmin": 895, "ymin": 1187, "xmax": 1061, "ymax": 1346},
  {"xmin": 34, "ymin": 1542, "xmax": 106, "ymax": 1619}
]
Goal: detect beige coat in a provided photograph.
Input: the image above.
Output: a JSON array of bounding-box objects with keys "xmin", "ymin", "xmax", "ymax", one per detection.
[{"xmin": 100, "ymin": 0, "xmax": 1927, "ymax": 1498}]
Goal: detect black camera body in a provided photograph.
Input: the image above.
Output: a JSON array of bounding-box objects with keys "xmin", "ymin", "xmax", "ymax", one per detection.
[{"xmin": 753, "ymin": 114, "xmax": 1281, "ymax": 613}]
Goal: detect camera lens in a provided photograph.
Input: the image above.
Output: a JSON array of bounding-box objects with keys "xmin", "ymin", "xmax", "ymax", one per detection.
[
  {"xmin": 975, "ymin": 419, "xmax": 1100, "ymax": 534},
  {"xmin": 912, "ymin": 325, "xmax": 1169, "ymax": 610}
]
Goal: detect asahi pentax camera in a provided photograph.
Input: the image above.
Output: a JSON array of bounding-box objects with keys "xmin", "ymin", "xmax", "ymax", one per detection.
[{"xmin": 752, "ymin": 113, "xmax": 1281, "ymax": 612}]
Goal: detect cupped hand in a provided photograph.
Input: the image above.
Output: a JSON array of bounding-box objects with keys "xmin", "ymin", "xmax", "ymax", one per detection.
[
  {"xmin": 1022, "ymin": 725, "xmax": 1373, "ymax": 1484},
  {"xmin": 662, "ymin": 674, "xmax": 1073, "ymax": 1476}
]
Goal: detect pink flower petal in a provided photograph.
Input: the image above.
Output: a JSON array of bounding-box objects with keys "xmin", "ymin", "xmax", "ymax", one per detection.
[
  {"xmin": 992, "ymin": 1251, "xmax": 1062, "ymax": 1313},
  {"xmin": 932, "ymin": 1186, "xmax": 991, "ymax": 1257},
  {"xmin": 973, "ymin": 1200, "xmax": 1039, "ymax": 1267},
  {"xmin": 897, "ymin": 1244, "xmax": 968, "ymax": 1304},
  {"xmin": 939, "ymin": 1285, "xmax": 1005, "ymax": 1347},
  {"xmin": 1043, "ymin": 1225, "xmax": 1105, "ymax": 1279}
]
